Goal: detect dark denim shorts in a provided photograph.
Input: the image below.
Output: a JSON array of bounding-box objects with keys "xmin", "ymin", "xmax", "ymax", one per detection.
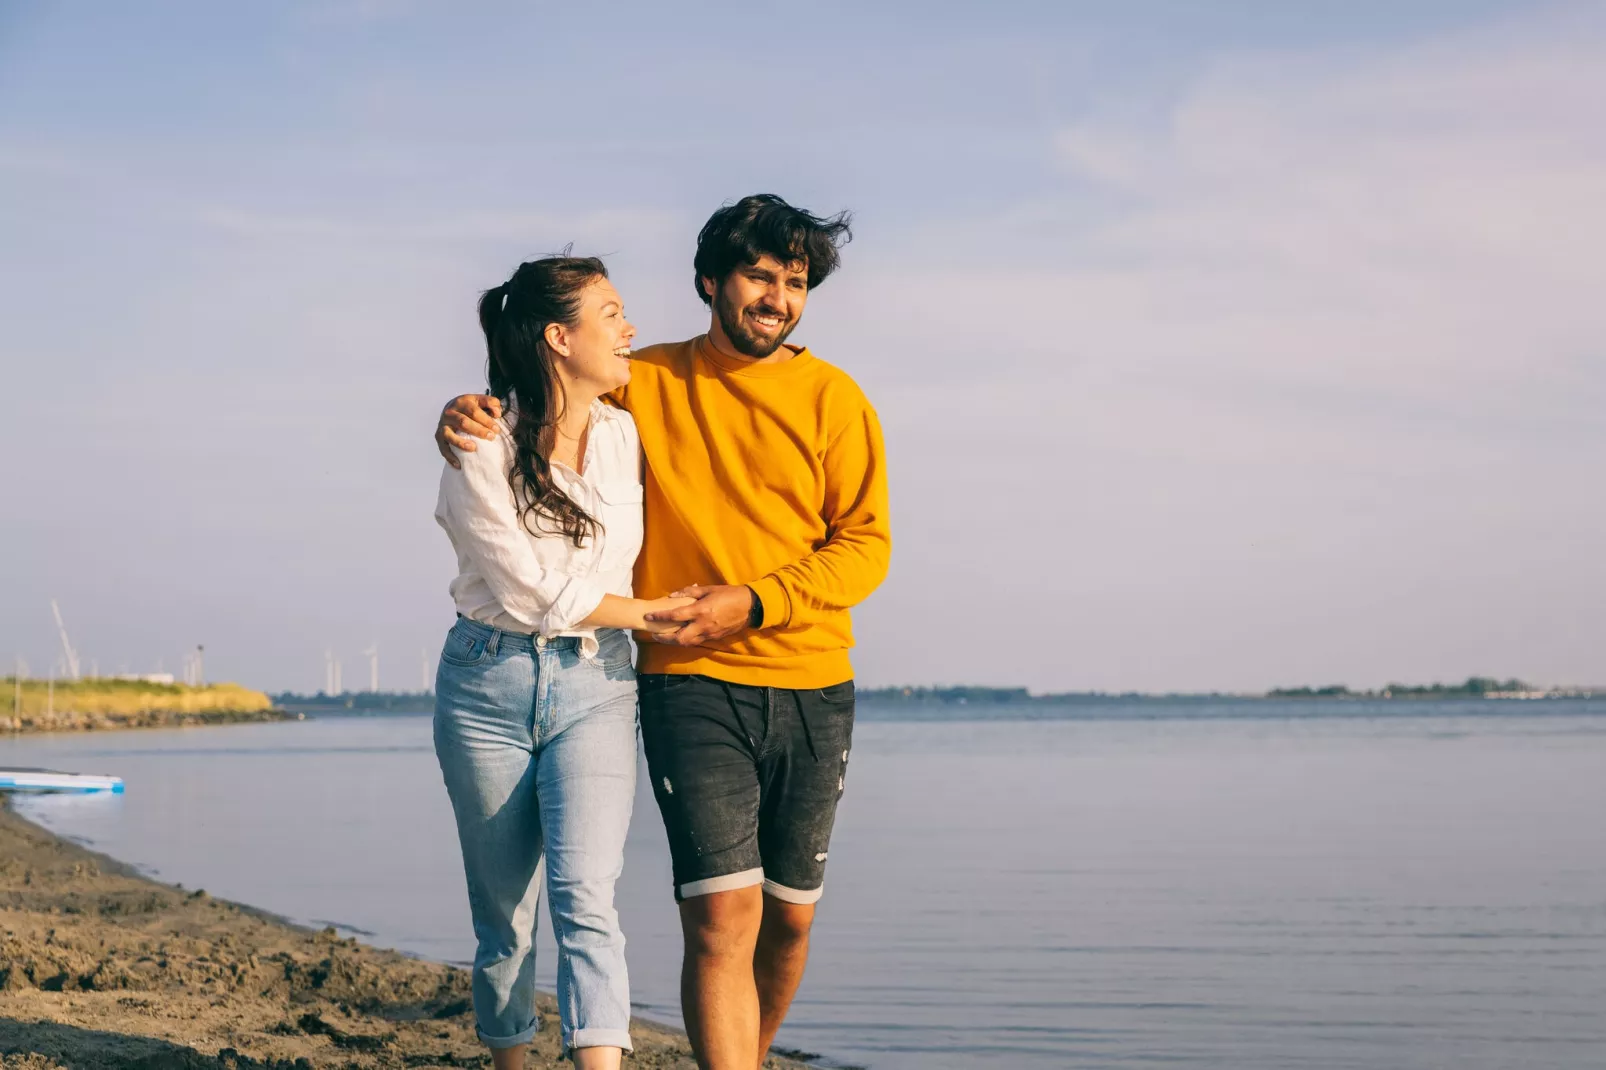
[{"xmin": 638, "ymin": 673, "xmax": 855, "ymax": 904}]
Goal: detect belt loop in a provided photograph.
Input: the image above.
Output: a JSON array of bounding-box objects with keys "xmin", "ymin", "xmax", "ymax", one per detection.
[{"xmin": 487, "ymin": 628, "xmax": 502, "ymax": 656}]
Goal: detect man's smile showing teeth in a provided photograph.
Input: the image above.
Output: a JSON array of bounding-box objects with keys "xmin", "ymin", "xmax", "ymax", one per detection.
[{"xmin": 749, "ymin": 311, "xmax": 784, "ymax": 330}]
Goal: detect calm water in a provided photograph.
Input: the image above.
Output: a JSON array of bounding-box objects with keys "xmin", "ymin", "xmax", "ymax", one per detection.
[{"xmin": 5, "ymin": 701, "xmax": 1606, "ymax": 1069}]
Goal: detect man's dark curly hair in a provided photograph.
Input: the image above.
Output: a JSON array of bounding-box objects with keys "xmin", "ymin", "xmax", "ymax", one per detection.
[{"xmin": 693, "ymin": 194, "xmax": 853, "ymax": 305}]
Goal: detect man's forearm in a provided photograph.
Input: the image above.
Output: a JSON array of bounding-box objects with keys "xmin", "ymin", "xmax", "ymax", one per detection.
[{"xmin": 747, "ymin": 532, "xmax": 891, "ymax": 630}]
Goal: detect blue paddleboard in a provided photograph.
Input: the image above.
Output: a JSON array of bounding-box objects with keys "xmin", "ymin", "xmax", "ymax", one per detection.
[{"xmin": 0, "ymin": 768, "xmax": 125, "ymax": 793}]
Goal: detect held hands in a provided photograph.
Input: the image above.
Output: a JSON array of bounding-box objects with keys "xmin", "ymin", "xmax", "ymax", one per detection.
[
  {"xmin": 638, "ymin": 596, "xmax": 697, "ymax": 635},
  {"xmin": 436, "ymin": 395, "xmax": 503, "ymax": 468},
  {"xmin": 645, "ymin": 584, "xmax": 757, "ymax": 647}
]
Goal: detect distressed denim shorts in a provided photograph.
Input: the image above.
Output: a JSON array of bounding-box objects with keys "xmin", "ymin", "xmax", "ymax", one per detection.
[{"xmin": 638, "ymin": 673, "xmax": 854, "ymax": 904}]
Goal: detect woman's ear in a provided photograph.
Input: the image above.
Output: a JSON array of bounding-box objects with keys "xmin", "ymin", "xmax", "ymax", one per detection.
[{"xmin": 544, "ymin": 321, "xmax": 570, "ymax": 357}]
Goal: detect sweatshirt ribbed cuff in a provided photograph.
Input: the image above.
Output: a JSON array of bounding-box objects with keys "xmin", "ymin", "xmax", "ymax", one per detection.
[{"xmin": 747, "ymin": 575, "xmax": 792, "ymax": 630}]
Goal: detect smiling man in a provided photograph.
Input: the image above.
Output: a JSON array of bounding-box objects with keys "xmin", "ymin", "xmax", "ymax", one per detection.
[{"xmin": 434, "ymin": 194, "xmax": 891, "ymax": 1070}]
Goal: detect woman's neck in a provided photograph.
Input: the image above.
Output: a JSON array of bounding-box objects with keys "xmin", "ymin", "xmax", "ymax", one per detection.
[
  {"xmin": 555, "ymin": 397, "xmax": 595, "ymax": 440},
  {"xmin": 548, "ymin": 387, "xmax": 600, "ymax": 473}
]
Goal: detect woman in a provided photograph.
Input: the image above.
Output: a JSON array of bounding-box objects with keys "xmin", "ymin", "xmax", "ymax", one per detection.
[{"xmin": 432, "ymin": 254, "xmax": 687, "ymax": 1069}]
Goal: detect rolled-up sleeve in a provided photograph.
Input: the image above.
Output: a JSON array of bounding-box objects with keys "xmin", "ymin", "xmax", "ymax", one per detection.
[{"xmin": 438, "ymin": 437, "xmax": 607, "ymax": 633}]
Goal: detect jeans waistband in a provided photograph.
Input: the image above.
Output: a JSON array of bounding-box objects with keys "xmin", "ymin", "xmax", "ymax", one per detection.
[{"xmin": 453, "ymin": 615, "xmax": 597, "ymax": 655}]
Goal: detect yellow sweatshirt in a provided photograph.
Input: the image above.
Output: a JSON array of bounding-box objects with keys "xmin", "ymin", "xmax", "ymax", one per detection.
[{"xmin": 612, "ymin": 335, "xmax": 891, "ymax": 688}]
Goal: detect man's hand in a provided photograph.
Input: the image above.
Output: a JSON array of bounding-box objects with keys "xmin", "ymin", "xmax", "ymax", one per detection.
[
  {"xmin": 644, "ymin": 584, "xmax": 756, "ymax": 647},
  {"xmin": 436, "ymin": 395, "xmax": 502, "ymax": 468}
]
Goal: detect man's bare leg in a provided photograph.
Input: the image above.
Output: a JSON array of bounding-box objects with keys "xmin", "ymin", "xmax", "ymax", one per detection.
[
  {"xmin": 681, "ymin": 886, "xmax": 765, "ymax": 1069},
  {"xmin": 754, "ymin": 896, "xmax": 816, "ymax": 1066}
]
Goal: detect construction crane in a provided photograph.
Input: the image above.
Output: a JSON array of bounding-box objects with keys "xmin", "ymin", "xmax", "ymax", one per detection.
[{"xmin": 50, "ymin": 599, "xmax": 81, "ymax": 680}]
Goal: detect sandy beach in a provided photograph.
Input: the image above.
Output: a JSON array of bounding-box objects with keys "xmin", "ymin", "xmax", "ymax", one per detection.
[{"xmin": 0, "ymin": 798, "xmax": 813, "ymax": 1069}]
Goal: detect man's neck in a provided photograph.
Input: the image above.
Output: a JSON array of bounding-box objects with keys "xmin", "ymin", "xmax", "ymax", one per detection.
[{"xmin": 707, "ymin": 319, "xmax": 798, "ymax": 366}]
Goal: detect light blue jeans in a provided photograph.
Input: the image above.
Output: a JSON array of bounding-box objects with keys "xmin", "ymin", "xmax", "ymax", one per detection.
[{"xmin": 434, "ymin": 617, "xmax": 638, "ymax": 1052}]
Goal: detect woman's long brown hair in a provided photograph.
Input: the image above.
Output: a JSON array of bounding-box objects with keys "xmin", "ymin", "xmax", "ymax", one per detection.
[{"xmin": 476, "ymin": 255, "xmax": 608, "ymax": 547}]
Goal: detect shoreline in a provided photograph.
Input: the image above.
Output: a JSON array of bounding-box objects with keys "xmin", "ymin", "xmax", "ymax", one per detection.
[
  {"xmin": 0, "ymin": 797, "xmax": 816, "ymax": 1069},
  {"xmin": 4, "ymin": 709, "xmax": 296, "ymax": 735}
]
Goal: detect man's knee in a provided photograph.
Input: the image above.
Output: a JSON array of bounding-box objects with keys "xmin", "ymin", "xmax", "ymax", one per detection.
[
  {"xmin": 760, "ymin": 897, "xmax": 816, "ymax": 947},
  {"xmin": 680, "ymin": 886, "xmax": 764, "ymax": 960}
]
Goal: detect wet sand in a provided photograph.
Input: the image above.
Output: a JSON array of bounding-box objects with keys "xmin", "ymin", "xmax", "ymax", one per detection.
[{"xmin": 0, "ymin": 799, "xmax": 813, "ymax": 1069}]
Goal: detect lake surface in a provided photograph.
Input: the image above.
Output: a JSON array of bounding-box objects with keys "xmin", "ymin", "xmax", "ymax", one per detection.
[{"xmin": 5, "ymin": 700, "xmax": 1606, "ymax": 1069}]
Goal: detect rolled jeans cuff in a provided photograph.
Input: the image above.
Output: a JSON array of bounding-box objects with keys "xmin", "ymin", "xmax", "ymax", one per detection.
[
  {"xmin": 478, "ymin": 1019, "xmax": 540, "ymax": 1050},
  {"xmin": 567, "ymin": 1027, "xmax": 633, "ymax": 1053}
]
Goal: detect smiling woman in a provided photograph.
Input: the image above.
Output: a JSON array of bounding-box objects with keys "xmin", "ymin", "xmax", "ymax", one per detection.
[{"xmin": 429, "ymin": 254, "xmax": 692, "ymax": 1070}]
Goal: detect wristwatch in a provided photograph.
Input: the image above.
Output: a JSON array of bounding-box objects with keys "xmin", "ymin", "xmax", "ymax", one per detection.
[{"xmin": 745, "ymin": 586, "xmax": 764, "ymax": 628}]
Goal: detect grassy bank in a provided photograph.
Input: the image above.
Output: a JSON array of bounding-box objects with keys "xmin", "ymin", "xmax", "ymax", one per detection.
[{"xmin": 1, "ymin": 678, "xmax": 281, "ymax": 733}]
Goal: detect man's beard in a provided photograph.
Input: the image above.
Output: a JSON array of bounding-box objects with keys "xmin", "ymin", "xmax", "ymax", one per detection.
[{"xmin": 715, "ymin": 290, "xmax": 796, "ymax": 359}]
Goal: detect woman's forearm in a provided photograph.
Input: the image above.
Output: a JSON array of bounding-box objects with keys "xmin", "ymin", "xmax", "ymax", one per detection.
[{"xmin": 580, "ymin": 594, "xmax": 690, "ymax": 633}]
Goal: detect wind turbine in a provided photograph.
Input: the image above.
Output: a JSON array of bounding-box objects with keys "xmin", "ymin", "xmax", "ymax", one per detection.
[
  {"xmin": 50, "ymin": 600, "xmax": 81, "ymax": 681},
  {"xmin": 363, "ymin": 643, "xmax": 379, "ymax": 693}
]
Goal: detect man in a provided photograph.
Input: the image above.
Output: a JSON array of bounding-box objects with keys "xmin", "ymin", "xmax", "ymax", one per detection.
[{"xmin": 435, "ymin": 194, "xmax": 891, "ymax": 1069}]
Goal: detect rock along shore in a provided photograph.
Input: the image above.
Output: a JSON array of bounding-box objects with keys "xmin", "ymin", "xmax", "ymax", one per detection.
[
  {"xmin": 4, "ymin": 708, "xmax": 294, "ymax": 734},
  {"xmin": 0, "ymin": 799, "xmax": 816, "ymax": 1069}
]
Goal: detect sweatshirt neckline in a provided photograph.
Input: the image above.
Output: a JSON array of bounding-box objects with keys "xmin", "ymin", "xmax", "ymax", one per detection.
[{"xmin": 695, "ymin": 335, "xmax": 816, "ymax": 378}]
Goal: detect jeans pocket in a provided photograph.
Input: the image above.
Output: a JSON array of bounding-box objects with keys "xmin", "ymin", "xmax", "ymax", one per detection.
[
  {"xmin": 816, "ymin": 681, "xmax": 856, "ymax": 706},
  {"xmin": 596, "ymin": 629, "xmax": 635, "ymax": 672},
  {"xmin": 802, "ymin": 685, "xmax": 855, "ymax": 761},
  {"xmin": 639, "ymin": 673, "xmax": 696, "ymax": 695},
  {"xmin": 440, "ymin": 625, "xmax": 490, "ymax": 667}
]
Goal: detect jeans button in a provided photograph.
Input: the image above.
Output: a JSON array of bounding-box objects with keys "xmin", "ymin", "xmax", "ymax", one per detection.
[{"xmin": 536, "ymin": 636, "xmax": 547, "ymax": 649}]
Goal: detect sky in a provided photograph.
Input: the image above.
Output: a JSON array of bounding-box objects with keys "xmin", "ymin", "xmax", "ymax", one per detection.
[{"xmin": 1, "ymin": 0, "xmax": 1602, "ymax": 695}]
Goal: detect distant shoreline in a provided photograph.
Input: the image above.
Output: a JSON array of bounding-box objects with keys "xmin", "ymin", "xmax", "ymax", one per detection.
[
  {"xmin": 269, "ymin": 685, "xmax": 1606, "ymax": 708},
  {"xmin": 858, "ymin": 684, "xmax": 1605, "ymax": 704}
]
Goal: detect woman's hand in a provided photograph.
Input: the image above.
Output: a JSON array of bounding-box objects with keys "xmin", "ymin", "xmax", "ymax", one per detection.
[
  {"xmin": 580, "ymin": 595, "xmax": 696, "ymax": 633},
  {"xmin": 637, "ymin": 596, "xmax": 697, "ymax": 634},
  {"xmin": 436, "ymin": 395, "xmax": 502, "ymax": 467}
]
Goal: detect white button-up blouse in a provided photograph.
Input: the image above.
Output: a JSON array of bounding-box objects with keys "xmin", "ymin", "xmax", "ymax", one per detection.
[{"xmin": 435, "ymin": 399, "xmax": 644, "ymax": 654}]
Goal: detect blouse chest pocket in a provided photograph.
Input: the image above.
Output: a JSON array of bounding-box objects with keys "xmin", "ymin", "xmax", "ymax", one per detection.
[{"xmin": 594, "ymin": 481, "xmax": 645, "ymax": 571}]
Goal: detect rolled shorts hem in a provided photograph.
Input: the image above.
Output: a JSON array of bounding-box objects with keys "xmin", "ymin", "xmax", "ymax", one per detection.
[
  {"xmin": 762, "ymin": 878, "xmax": 824, "ymax": 905},
  {"xmin": 677, "ymin": 867, "xmax": 765, "ymax": 900},
  {"xmin": 477, "ymin": 1020, "xmax": 540, "ymax": 1049},
  {"xmin": 566, "ymin": 1027, "xmax": 634, "ymax": 1053}
]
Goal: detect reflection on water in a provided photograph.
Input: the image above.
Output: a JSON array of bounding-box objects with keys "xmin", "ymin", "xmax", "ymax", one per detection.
[{"xmin": 6, "ymin": 703, "xmax": 1606, "ymax": 1069}]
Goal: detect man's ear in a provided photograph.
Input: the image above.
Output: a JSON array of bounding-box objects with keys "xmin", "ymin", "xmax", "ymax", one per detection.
[
  {"xmin": 544, "ymin": 321, "xmax": 570, "ymax": 357},
  {"xmin": 700, "ymin": 275, "xmax": 717, "ymax": 301}
]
